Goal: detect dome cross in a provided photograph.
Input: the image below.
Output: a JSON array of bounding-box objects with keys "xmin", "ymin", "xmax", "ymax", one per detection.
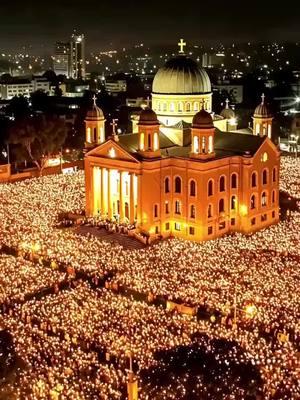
[
  {"xmin": 261, "ymin": 93, "xmax": 265, "ymax": 104},
  {"xmin": 92, "ymin": 94, "xmax": 97, "ymax": 106},
  {"xmin": 110, "ymin": 118, "xmax": 118, "ymax": 135},
  {"xmin": 178, "ymin": 38, "xmax": 186, "ymax": 54}
]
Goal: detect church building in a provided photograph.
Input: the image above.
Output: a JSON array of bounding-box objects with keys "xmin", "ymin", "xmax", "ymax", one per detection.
[{"xmin": 84, "ymin": 42, "xmax": 280, "ymax": 242}]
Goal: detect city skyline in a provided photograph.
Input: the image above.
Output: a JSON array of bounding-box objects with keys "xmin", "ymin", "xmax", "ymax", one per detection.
[{"xmin": 1, "ymin": 0, "xmax": 300, "ymax": 52}]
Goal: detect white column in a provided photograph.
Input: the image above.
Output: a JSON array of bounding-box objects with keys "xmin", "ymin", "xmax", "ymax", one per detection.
[
  {"xmin": 137, "ymin": 174, "xmax": 142, "ymax": 225},
  {"xmin": 107, "ymin": 169, "xmax": 112, "ymax": 219},
  {"xmin": 130, "ymin": 173, "xmax": 135, "ymax": 223},
  {"xmin": 119, "ymin": 171, "xmax": 124, "ymax": 221}
]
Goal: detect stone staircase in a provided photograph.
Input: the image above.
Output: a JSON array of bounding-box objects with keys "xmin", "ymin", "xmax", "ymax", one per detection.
[{"xmin": 75, "ymin": 225, "xmax": 146, "ymax": 250}]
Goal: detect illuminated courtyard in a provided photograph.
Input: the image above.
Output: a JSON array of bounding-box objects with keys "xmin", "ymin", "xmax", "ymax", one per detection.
[{"xmin": 0, "ymin": 156, "xmax": 299, "ymax": 399}]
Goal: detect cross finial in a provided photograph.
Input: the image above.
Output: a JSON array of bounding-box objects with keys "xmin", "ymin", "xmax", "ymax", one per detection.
[
  {"xmin": 146, "ymin": 96, "xmax": 151, "ymax": 107},
  {"xmin": 261, "ymin": 93, "xmax": 265, "ymax": 104},
  {"xmin": 225, "ymin": 98, "xmax": 229, "ymax": 109},
  {"xmin": 92, "ymin": 94, "xmax": 97, "ymax": 106},
  {"xmin": 110, "ymin": 118, "xmax": 118, "ymax": 135},
  {"xmin": 178, "ymin": 38, "xmax": 186, "ymax": 54}
]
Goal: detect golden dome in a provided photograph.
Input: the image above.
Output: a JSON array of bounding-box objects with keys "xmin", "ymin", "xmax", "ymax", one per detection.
[
  {"xmin": 86, "ymin": 96, "xmax": 104, "ymax": 120},
  {"xmin": 220, "ymin": 99, "xmax": 235, "ymax": 119},
  {"xmin": 254, "ymin": 94, "xmax": 272, "ymax": 118},
  {"xmin": 152, "ymin": 56, "xmax": 211, "ymax": 95}
]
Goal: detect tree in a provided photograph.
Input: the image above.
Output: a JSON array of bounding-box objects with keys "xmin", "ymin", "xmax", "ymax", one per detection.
[
  {"xmin": 30, "ymin": 90, "xmax": 49, "ymax": 112},
  {"xmin": 6, "ymin": 96, "xmax": 30, "ymax": 119},
  {"xmin": 8, "ymin": 115, "xmax": 68, "ymax": 175}
]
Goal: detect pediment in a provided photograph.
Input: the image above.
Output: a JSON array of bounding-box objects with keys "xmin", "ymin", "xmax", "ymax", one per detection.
[{"xmin": 85, "ymin": 140, "xmax": 139, "ymax": 163}]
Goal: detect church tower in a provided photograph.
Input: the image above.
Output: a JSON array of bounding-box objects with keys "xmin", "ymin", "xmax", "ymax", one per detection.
[
  {"xmin": 252, "ymin": 94, "xmax": 273, "ymax": 139},
  {"xmin": 85, "ymin": 95, "xmax": 105, "ymax": 148},
  {"xmin": 220, "ymin": 99, "xmax": 237, "ymax": 132},
  {"xmin": 190, "ymin": 109, "xmax": 215, "ymax": 159},
  {"xmin": 137, "ymin": 108, "xmax": 161, "ymax": 158}
]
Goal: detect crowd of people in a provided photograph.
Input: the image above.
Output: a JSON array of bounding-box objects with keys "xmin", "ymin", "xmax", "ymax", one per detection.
[{"xmin": 0, "ymin": 156, "xmax": 298, "ymax": 399}]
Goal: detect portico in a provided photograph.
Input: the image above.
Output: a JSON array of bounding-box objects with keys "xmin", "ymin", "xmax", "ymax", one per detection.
[{"xmin": 88, "ymin": 160, "xmax": 139, "ymax": 224}]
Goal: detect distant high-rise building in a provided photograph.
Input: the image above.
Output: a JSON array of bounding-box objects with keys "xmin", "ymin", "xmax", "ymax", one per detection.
[
  {"xmin": 70, "ymin": 32, "xmax": 86, "ymax": 80},
  {"xmin": 53, "ymin": 42, "xmax": 71, "ymax": 77}
]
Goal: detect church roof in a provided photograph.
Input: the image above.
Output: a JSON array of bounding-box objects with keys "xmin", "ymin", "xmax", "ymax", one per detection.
[
  {"xmin": 152, "ymin": 55, "xmax": 211, "ymax": 95},
  {"xmin": 118, "ymin": 131, "xmax": 175, "ymax": 153},
  {"xmin": 117, "ymin": 129, "xmax": 266, "ymax": 161},
  {"xmin": 192, "ymin": 109, "xmax": 214, "ymax": 129}
]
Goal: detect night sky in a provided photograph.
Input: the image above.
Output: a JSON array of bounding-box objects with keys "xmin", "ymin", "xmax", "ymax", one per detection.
[{"xmin": 1, "ymin": 0, "xmax": 300, "ymax": 52}]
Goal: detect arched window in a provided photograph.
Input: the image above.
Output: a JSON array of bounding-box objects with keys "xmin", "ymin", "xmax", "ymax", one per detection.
[
  {"xmin": 170, "ymin": 102, "xmax": 175, "ymax": 112},
  {"xmin": 175, "ymin": 176, "xmax": 182, "ymax": 193},
  {"xmin": 208, "ymin": 180, "xmax": 213, "ymax": 196},
  {"xmin": 272, "ymin": 190, "xmax": 276, "ymax": 204},
  {"xmin": 164, "ymin": 177, "xmax": 170, "ymax": 193},
  {"xmin": 208, "ymin": 136, "xmax": 213, "ymax": 153},
  {"xmin": 272, "ymin": 167, "xmax": 276, "ymax": 183},
  {"xmin": 163, "ymin": 103, "xmax": 167, "ymax": 112},
  {"xmin": 139, "ymin": 133, "xmax": 145, "ymax": 151},
  {"xmin": 165, "ymin": 201, "xmax": 169, "ymax": 214},
  {"xmin": 194, "ymin": 102, "xmax": 199, "ymax": 112},
  {"xmin": 219, "ymin": 176, "xmax": 226, "ymax": 192},
  {"xmin": 250, "ymin": 194, "xmax": 256, "ymax": 209},
  {"xmin": 87, "ymin": 127, "xmax": 91, "ymax": 142},
  {"xmin": 94, "ymin": 127, "xmax": 97, "ymax": 141},
  {"xmin": 219, "ymin": 198, "xmax": 225, "ymax": 214},
  {"xmin": 158, "ymin": 103, "xmax": 161, "ymax": 111},
  {"xmin": 154, "ymin": 204, "xmax": 158, "ymax": 218},
  {"xmin": 178, "ymin": 102, "xmax": 183, "ymax": 112},
  {"xmin": 148, "ymin": 134, "xmax": 151, "ymax": 149},
  {"xmin": 190, "ymin": 180, "xmax": 196, "ymax": 196},
  {"xmin": 261, "ymin": 191, "xmax": 267, "ymax": 207},
  {"xmin": 190, "ymin": 205, "xmax": 195, "ymax": 218},
  {"xmin": 262, "ymin": 169, "xmax": 268, "ymax": 185},
  {"xmin": 175, "ymin": 200, "xmax": 181, "ymax": 214},
  {"xmin": 231, "ymin": 173, "xmax": 238, "ymax": 189},
  {"xmin": 208, "ymin": 204, "xmax": 213, "ymax": 218},
  {"xmin": 231, "ymin": 195, "xmax": 237, "ymax": 210},
  {"xmin": 193, "ymin": 136, "xmax": 199, "ymax": 153},
  {"xmin": 201, "ymin": 136, "xmax": 206, "ymax": 152},
  {"xmin": 251, "ymin": 172, "xmax": 257, "ymax": 188},
  {"xmin": 153, "ymin": 132, "xmax": 159, "ymax": 151},
  {"xmin": 186, "ymin": 102, "xmax": 191, "ymax": 112}
]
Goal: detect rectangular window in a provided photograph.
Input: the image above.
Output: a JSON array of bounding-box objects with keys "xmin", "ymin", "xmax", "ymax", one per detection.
[
  {"xmin": 189, "ymin": 227, "xmax": 195, "ymax": 235},
  {"xmin": 251, "ymin": 217, "xmax": 256, "ymax": 226},
  {"xmin": 261, "ymin": 214, "xmax": 267, "ymax": 222},
  {"xmin": 165, "ymin": 222, "xmax": 170, "ymax": 230},
  {"xmin": 272, "ymin": 211, "xmax": 275, "ymax": 218},
  {"xmin": 230, "ymin": 218, "xmax": 235, "ymax": 226},
  {"xmin": 155, "ymin": 226, "xmax": 159, "ymax": 234},
  {"xmin": 175, "ymin": 201, "xmax": 181, "ymax": 215},
  {"xmin": 174, "ymin": 222, "xmax": 181, "ymax": 231},
  {"xmin": 208, "ymin": 226, "xmax": 213, "ymax": 235},
  {"xmin": 219, "ymin": 221, "xmax": 226, "ymax": 230},
  {"xmin": 154, "ymin": 205, "xmax": 158, "ymax": 218}
]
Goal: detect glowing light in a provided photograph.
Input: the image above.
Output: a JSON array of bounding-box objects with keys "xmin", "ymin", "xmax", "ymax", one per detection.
[
  {"xmin": 244, "ymin": 304, "xmax": 257, "ymax": 319},
  {"xmin": 240, "ymin": 204, "xmax": 248, "ymax": 216},
  {"xmin": 108, "ymin": 147, "xmax": 116, "ymax": 158}
]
